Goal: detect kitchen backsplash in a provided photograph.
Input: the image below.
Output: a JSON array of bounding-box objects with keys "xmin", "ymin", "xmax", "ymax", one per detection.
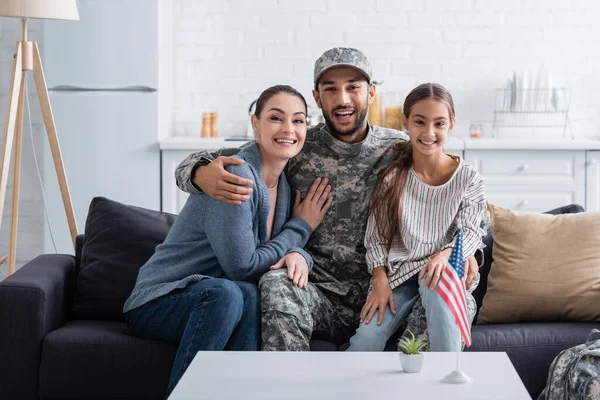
[{"xmin": 173, "ymin": 0, "xmax": 600, "ymax": 140}]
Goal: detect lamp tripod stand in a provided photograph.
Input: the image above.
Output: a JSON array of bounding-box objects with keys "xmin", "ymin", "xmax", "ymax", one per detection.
[{"xmin": 0, "ymin": 19, "xmax": 78, "ymax": 275}]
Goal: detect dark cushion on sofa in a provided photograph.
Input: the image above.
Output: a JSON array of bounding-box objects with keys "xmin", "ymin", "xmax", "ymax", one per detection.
[
  {"xmin": 72, "ymin": 197, "xmax": 176, "ymax": 321},
  {"xmin": 471, "ymin": 204, "xmax": 585, "ymax": 312},
  {"xmin": 469, "ymin": 321, "xmax": 600, "ymax": 398},
  {"xmin": 39, "ymin": 320, "xmax": 177, "ymax": 400},
  {"xmin": 310, "ymin": 340, "xmax": 339, "ymax": 351}
]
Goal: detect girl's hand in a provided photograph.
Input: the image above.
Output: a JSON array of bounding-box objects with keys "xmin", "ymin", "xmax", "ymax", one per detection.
[
  {"xmin": 360, "ymin": 267, "xmax": 396, "ymax": 325},
  {"xmin": 465, "ymin": 256, "xmax": 479, "ymax": 290},
  {"xmin": 270, "ymin": 252, "xmax": 309, "ymax": 288},
  {"xmin": 292, "ymin": 178, "xmax": 333, "ymax": 230},
  {"xmin": 418, "ymin": 252, "xmax": 450, "ymax": 290}
]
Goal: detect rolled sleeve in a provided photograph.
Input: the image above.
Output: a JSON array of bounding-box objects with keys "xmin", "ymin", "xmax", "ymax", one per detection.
[
  {"xmin": 459, "ymin": 175, "xmax": 488, "ymax": 260},
  {"xmin": 364, "ymin": 214, "xmax": 388, "ymax": 275},
  {"xmin": 175, "ymin": 150, "xmax": 222, "ymax": 194}
]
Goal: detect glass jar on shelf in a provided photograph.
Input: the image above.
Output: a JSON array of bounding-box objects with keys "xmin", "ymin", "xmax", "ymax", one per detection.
[
  {"xmin": 469, "ymin": 122, "xmax": 483, "ymax": 138},
  {"xmin": 368, "ymin": 80, "xmax": 383, "ymax": 127},
  {"xmin": 382, "ymin": 91, "xmax": 404, "ymax": 131},
  {"xmin": 368, "ymin": 82, "xmax": 404, "ymax": 131}
]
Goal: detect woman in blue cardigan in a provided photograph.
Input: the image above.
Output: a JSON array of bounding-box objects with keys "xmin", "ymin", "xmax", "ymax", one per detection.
[{"xmin": 123, "ymin": 85, "xmax": 332, "ymax": 395}]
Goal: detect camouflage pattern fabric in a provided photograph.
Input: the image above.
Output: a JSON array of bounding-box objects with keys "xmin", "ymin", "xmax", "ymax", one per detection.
[
  {"xmin": 538, "ymin": 329, "xmax": 600, "ymax": 400},
  {"xmin": 313, "ymin": 47, "xmax": 373, "ymax": 85},
  {"xmin": 259, "ymin": 269, "xmax": 359, "ymax": 351},
  {"xmin": 285, "ymin": 124, "xmax": 406, "ymax": 313}
]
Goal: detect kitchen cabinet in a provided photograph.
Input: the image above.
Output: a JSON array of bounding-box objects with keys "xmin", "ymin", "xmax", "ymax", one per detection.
[
  {"xmin": 160, "ymin": 138, "xmax": 243, "ymax": 214},
  {"xmin": 586, "ymin": 151, "xmax": 600, "ymax": 212},
  {"xmin": 464, "ymin": 150, "xmax": 586, "ymax": 213},
  {"xmin": 161, "ymin": 150, "xmax": 199, "ymax": 215}
]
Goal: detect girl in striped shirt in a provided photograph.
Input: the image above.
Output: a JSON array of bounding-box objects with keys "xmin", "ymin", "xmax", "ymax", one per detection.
[{"xmin": 347, "ymin": 83, "xmax": 487, "ymax": 352}]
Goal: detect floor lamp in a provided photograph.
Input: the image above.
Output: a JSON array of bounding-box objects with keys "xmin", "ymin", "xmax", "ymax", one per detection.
[{"xmin": 0, "ymin": 1, "xmax": 79, "ymax": 275}]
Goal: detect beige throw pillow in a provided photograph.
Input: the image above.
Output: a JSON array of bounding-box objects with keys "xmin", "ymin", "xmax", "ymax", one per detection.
[{"xmin": 477, "ymin": 204, "xmax": 600, "ymax": 324}]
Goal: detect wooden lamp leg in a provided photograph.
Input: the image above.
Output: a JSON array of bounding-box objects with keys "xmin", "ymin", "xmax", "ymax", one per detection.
[
  {"xmin": 8, "ymin": 69, "xmax": 26, "ymax": 275},
  {"xmin": 0, "ymin": 43, "xmax": 24, "ymax": 269},
  {"xmin": 31, "ymin": 42, "xmax": 78, "ymax": 247}
]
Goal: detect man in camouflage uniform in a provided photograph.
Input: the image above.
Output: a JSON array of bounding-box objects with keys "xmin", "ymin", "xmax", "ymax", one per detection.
[{"xmin": 175, "ymin": 47, "xmax": 479, "ymax": 351}]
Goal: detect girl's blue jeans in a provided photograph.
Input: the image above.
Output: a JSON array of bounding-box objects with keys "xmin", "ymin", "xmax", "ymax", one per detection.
[{"xmin": 347, "ymin": 274, "xmax": 459, "ymax": 352}]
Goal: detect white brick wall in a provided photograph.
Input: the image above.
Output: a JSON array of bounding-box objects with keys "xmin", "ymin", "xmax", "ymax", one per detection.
[{"xmin": 172, "ymin": 0, "xmax": 600, "ymax": 141}]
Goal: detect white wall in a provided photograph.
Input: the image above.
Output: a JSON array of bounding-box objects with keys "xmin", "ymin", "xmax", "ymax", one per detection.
[{"xmin": 173, "ymin": 0, "xmax": 600, "ymax": 139}]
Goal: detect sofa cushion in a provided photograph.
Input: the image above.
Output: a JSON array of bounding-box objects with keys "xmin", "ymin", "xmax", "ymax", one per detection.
[
  {"xmin": 478, "ymin": 205, "xmax": 600, "ymax": 324},
  {"xmin": 471, "ymin": 204, "xmax": 585, "ymax": 316},
  {"xmin": 310, "ymin": 340, "xmax": 339, "ymax": 351},
  {"xmin": 468, "ymin": 322, "xmax": 600, "ymax": 398},
  {"xmin": 72, "ymin": 197, "xmax": 176, "ymax": 321},
  {"xmin": 39, "ymin": 320, "xmax": 177, "ymax": 400}
]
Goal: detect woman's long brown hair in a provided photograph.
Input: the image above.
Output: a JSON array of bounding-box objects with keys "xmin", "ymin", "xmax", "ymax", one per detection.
[{"xmin": 369, "ymin": 83, "xmax": 455, "ymax": 249}]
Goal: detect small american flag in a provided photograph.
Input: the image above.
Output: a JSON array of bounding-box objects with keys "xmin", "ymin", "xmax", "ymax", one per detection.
[{"xmin": 436, "ymin": 227, "xmax": 472, "ymax": 348}]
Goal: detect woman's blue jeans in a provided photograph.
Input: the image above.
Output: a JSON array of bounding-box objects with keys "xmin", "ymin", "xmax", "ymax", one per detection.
[{"xmin": 125, "ymin": 279, "xmax": 260, "ymax": 396}]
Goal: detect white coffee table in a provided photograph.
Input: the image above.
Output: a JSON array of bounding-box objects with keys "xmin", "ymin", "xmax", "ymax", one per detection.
[{"xmin": 169, "ymin": 352, "xmax": 531, "ymax": 399}]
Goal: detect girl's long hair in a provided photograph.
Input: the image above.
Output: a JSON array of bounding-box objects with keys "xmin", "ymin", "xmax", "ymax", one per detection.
[{"xmin": 369, "ymin": 83, "xmax": 455, "ymax": 249}]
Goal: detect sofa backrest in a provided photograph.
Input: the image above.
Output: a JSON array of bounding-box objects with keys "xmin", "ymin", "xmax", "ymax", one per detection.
[
  {"xmin": 75, "ymin": 234, "xmax": 85, "ymax": 273},
  {"xmin": 71, "ymin": 197, "xmax": 176, "ymax": 321},
  {"xmin": 471, "ymin": 230, "xmax": 494, "ymax": 309},
  {"xmin": 71, "ymin": 196, "xmax": 585, "ymax": 323}
]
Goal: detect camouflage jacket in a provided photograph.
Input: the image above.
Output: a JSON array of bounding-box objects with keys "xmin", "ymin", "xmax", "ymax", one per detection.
[{"xmin": 175, "ymin": 123, "xmax": 408, "ymax": 309}]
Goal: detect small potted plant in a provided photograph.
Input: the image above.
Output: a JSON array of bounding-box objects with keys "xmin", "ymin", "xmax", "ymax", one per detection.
[{"xmin": 398, "ymin": 330, "xmax": 426, "ymax": 373}]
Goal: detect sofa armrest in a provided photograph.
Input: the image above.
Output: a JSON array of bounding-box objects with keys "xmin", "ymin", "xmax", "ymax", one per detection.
[{"xmin": 0, "ymin": 254, "xmax": 77, "ymax": 400}]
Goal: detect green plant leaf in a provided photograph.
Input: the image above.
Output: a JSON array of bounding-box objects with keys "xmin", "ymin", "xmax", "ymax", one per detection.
[{"xmin": 397, "ymin": 329, "xmax": 426, "ymax": 355}]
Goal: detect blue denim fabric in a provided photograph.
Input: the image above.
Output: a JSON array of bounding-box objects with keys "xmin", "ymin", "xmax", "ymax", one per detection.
[
  {"xmin": 346, "ymin": 274, "xmax": 459, "ymax": 352},
  {"xmin": 125, "ymin": 279, "xmax": 260, "ymax": 396}
]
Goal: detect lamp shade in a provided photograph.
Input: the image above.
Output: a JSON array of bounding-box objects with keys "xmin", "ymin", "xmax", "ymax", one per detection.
[{"xmin": 0, "ymin": 0, "xmax": 79, "ymax": 21}]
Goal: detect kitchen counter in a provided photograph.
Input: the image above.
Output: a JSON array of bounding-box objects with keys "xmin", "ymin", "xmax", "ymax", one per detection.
[
  {"xmin": 461, "ymin": 137, "xmax": 600, "ymax": 150},
  {"xmin": 159, "ymin": 136, "xmax": 249, "ymax": 150},
  {"xmin": 159, "ymin": 136, "xmax": 600, "ymax": 151}
]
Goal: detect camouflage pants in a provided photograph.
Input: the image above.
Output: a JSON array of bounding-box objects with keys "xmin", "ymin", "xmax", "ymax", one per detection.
[{"xmin": 258, "ymin": 269, "xmax": 359, "ymax": 351}]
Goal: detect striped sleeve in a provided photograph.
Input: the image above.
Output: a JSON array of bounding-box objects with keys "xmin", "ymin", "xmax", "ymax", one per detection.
[
  {"xmin": 364, "ymin": 214, "xmax": 388, "ymax": 275},
  {"xmin": 458, "ymin": 172, "xmax": 487, "ymax": 260}
]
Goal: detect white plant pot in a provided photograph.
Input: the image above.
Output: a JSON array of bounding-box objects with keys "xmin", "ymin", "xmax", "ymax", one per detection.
[{"xmin": 399, "ymin": 352, "xmax": 424, "ymax": 373}]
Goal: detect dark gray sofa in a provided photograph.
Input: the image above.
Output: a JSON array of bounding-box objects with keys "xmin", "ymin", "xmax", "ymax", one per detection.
[{"xmin": 1, "ymin": 198, "xmax": 598, "ymax": 400}]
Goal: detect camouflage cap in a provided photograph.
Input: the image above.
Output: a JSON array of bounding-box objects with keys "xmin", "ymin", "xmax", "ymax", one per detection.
[{"xmin": 313, "ymin": 47, "xmax": 373, "ymax": 86}]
